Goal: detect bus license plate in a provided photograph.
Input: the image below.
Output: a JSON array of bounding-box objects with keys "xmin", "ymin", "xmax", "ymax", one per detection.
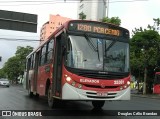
[{"xmin": 97, "ymin": 92, "xmax": 107, "ymax": 96}]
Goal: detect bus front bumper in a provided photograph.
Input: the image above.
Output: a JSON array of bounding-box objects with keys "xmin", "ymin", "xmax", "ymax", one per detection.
[{"xmin": 62, "ymin": 83, "xmax": 130, "ymax": 100}]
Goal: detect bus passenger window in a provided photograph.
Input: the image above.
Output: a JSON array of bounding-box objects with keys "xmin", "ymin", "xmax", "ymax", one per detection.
[
  {"xmin": 46, "ymin": 39, "xmax": 54, "ymax": 63},
  {"xmin": 30, "ymin": 54, "xmax": 35, "ymax": 69},
  {"xmin": 27, "ymin": 58, "xmax": 31, "ymax": 70},
  {"xmin": 40, "ymin": 44, "xmax": 47, "ymax": 65}
]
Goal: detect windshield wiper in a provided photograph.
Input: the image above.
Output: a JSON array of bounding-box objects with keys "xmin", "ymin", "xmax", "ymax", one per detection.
[
  {"xmin": 84, "ymin": 33, "xmax": 97, "ymax": 52},
  {"xmin": 84, "ymin": 33, "xmax": 100, "ymax": 61},
  {"xmin": 105, "ymin": 40, "xmax": 116, "ymax": 52},
  {"xmin": 104, "ymin": 40, "xmax": 117, "ymax": 60}
]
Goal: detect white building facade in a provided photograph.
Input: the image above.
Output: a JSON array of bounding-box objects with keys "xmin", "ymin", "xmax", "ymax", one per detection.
[{"xmin": 77, "ymin": 0, "xmax": 107, "ymax": 21}]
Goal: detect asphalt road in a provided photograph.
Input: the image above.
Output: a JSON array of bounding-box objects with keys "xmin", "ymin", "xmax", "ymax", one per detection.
[{"xmin": 0, "ymin": 85, "xmax": 160, "ymax": 119}]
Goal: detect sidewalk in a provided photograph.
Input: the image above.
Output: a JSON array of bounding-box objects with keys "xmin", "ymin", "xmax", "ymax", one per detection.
[{"xmin": 131, "ymin": 89, "xmax": 160, "ymax": 99}]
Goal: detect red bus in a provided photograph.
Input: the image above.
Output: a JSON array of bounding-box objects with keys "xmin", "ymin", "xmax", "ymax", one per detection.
[
  {"xmin": 153, "ymin": 72, "xmax": 160, "ymax": 94},
  {"xmin": 24, "ymin": 20, "xmax": 130, "ymax": 109}
]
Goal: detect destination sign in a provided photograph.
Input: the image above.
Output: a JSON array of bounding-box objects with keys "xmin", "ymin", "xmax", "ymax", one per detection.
[{"xmin": 68, "ymin": 21, "xmax": 126, "ymax": 37}]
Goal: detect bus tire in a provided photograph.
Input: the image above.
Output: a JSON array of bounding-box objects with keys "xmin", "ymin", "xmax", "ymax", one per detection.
[
  {"xmin": 92, "ymin": 101, "xmax": 105, "ymax": 109},
  {"xmin": 47, "ymin": 86, "xmax": 56, "ymax": 108},
  {"xmin": 35, "ymin": 93, "xmax": 39, "ymax": 99},
  {"xmin": 28, "ymin": 82, "xmax": 33, "ymax": 98}
]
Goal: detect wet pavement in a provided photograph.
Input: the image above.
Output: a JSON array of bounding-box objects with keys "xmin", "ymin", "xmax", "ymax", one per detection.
[
  {"xmin": 131, "ymin": 89, "xmax": 160, "ymax": 99},
  {"xmin": 0, "ymin": 85, "xmax": 160, "ymax": 119}
]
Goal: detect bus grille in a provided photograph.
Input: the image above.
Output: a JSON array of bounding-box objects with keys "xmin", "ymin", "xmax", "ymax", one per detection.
[
  {"xmin": 84, "ymin": 84, "xmax": 119, "ymax": 89},
  {"xmin": 77, "ymin": 72, "xmax": 125, "ymax": 79},
  {"xmin": 87, "ymin": 96, "xmax": 115, "ymax": 99},
  {"xmin": 66, "ymin": 66, "xmax": 129, "ymax": 79}
]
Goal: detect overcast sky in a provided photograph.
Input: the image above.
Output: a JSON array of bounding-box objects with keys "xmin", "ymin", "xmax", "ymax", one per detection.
[{"xmin": 0, "ymin": 0, "xmax": 160, "ymax": 68}]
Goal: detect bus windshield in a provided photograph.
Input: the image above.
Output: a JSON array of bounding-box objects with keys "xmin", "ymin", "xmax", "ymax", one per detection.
[{"xmin": 65, "ymin": 35, "xmax": 129, "ymax": 73}]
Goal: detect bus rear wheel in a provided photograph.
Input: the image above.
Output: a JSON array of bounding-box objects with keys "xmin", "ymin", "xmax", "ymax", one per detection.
[
  {"xmin": 92, "ymin": 101, "xmax": 105, "ymax": 109},
  {"xmin": 28, "ymin": 83, "xmax": 33, "ymax": 98}
]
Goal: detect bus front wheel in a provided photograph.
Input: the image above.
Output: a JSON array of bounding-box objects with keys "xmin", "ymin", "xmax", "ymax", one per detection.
[
  {"xmin": 92, "ymin": 101, "xmax": 105, "ymax": 109},
  {"xmin": 47, "ymin": 86, "xmax": 57, "ymax": 108}
]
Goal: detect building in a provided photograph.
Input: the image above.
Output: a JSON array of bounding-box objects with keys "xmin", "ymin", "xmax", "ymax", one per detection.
[
  {"xmin": 77, "ymin": 0, "xmax": 107, "ymax": 21},
  {"xmin": 40, "ymin": 14, "xmax": 71, "ymax": 43}
]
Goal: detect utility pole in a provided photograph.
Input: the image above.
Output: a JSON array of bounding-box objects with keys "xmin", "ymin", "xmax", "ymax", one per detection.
[
  {"xmin": 103, "ymin": 0, "xmax": 109, "ymax": 18},
  {"xmin": 107, "ymin": 0, "xmax": 109, "ymax": 18}
]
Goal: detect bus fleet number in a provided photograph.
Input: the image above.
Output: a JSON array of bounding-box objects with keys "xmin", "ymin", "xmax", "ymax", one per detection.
[{"xmin": 114, "ymin": 80, "xmax": 124, "ymax": 85}]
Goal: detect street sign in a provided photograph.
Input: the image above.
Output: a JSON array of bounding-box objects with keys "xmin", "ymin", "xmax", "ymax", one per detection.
[{"xmin": 0, "ymin": 10, "xmax": 37, "ymax": 33}]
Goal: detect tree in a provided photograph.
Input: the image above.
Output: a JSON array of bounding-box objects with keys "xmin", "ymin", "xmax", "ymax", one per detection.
[
  {"xmin": 102, "ymin": 17, "xmax": 121, "ymax": 26},
  {"xmin": 79, "ymin": 12, "xmax": 86, "ymax": 20},
  {"xmin": 3, "ymin": 46, "xmax": 33, "ymax": 83},
  {"xmin": 130, "ymin": 27, "xmax": 160, "ymax": 94},
  {"xmin": 15, "ymin": 46, "xmax": 33, "ymax": 76},
  {"xmin": 0, "ymin": 68, "xmax": 6, "ymax": 78},
  {"xmin": 3, "ymin": 56, "xmax": 20, "ymax": 82}
]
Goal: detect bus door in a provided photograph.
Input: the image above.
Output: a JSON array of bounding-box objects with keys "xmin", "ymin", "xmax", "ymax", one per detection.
[
  {"xmin": 33, "ymin": 50, "xmax": 40, "ymax": 93},
  {"xmin": 52, "ymin": 34, "xmax": 64, "ymax": 97},
  {"xmin": 25, "ymin": 57, "xmax": 31, "ymax": 90}
]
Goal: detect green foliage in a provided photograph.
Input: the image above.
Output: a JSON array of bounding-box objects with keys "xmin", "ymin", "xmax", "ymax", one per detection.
[
  {"xmin": 3, "ymin": 56, "xmax": 20, "ymax": 80},
  {"xmin": 130, "ymin": 27, "xmax": 160, "ymax": 81},
  {"xmin": 79, "ymin": 12, "xmax": 86, "ymax": 20},
  {"xmin": 2, "ymin": 46, "xmax": 33, "ymax": 81},
  {"xmin": 0, "ymin": 68, "xmax": 6, "ymax": 78},
  {"xmin": 15, "ymin": 46, "xmax": 33, "ymax": 75},
  {"xmin": 102, "ymin": 17, "xmax": 121, "ymax": 26}
]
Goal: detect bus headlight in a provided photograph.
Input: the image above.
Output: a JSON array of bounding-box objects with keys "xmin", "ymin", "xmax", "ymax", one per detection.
[
  {"xmin": 66, "ymin": 76, "xmax": 72, "ymax": 82},
  {"xmin": 65, "ymin": 76, "xmax": 83, "ymax": 89},
  {"xmin": 127, "ymin": 81, "xmax": 130, "ymax": 85}
]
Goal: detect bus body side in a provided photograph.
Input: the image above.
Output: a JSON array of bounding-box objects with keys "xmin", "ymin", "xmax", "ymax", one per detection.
[
  {"xmin": 153, "ymin": 84, "xmax": 160, "ymax": 94},
  {"xmin": 36, "ymin": 63, "xmax": 53, "ymax": 96},
  {"xmin": 25, "ymin": 38, "xmax": 55, "ymax": 97},
  {"xmin": 153, "ymin": 72, "xmax": 160, "ymax": 94}
]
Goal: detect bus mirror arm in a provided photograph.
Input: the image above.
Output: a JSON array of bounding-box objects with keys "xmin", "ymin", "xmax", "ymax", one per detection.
[
  {"xmin": 61, "ymin": 33, "xmax": 67, "ymax": 47},
  {"xmin": 61, "ymin": 40, "xmax": 66, "ymax": 47},
  {"xmin": 62, "ymin": 47, "xmax": 66, "ymax": 56}
]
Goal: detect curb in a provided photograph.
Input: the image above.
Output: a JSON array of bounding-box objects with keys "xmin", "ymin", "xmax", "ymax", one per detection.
[{"xmin": 131, "ymin": 94, "xmax": 160, "ymax": 99}]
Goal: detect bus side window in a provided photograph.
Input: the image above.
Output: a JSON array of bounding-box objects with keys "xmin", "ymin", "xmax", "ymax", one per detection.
[
  {"xmin": 40, "ymin": 44, "xmax": 47, "ymax": 65},
  {"xmin": 30, "ymin": 54, "xmax": 35, "ymax": 69},
  {"xmin": 27, "ymin": 57, "xmax": 31, "ymax": 70},
  {"xmin": 46, "ymin": 39, "xmax": 54, "ymax": 63}
]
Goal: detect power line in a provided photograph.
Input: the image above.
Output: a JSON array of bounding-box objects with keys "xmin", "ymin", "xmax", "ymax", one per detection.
[
  {"xmin": 109, "ymin": 0, "xmax": 149, "ymax": 3},
  {"xmin": 0, "ymin": 37, "xmax": 42, "ymax": 42},
  {"xmin": 0, "ymin": 0, "xmax": 149, "ymax": 2},
  {"xmin": 0, "ymin": 35, "xmax": 39, "ymax": 37},
  {"xmin": 0, "ymin": 0, "xmax": 150, "ymax": 6}
]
